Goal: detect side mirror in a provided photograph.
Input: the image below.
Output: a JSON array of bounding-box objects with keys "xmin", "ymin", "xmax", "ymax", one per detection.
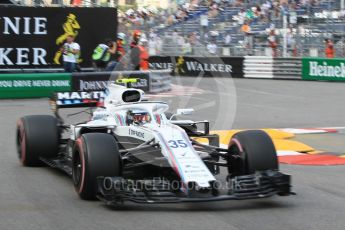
[
  {"xmin": 176, "ymin": 108, "xmax": 194, "ymax": 115},
  {"xmin": 169, "ymin": 108, "xmax": 194, "ymax": 121}
]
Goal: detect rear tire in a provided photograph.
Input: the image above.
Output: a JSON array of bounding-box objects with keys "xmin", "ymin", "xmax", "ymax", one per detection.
[
  {"xmin": 165, "ymin": 112, "xmax": 177, "ymax": 120},
  {"xmin": 72, "ymin": 133, "xmax": 122, "ymax": 200},
  {"xmin": 228, "ymin": 130, "xmax": 278, "ymax": 175},
  {"xmin": 16, "ymin": 115, "xmax": 59, "ymax": 166}
]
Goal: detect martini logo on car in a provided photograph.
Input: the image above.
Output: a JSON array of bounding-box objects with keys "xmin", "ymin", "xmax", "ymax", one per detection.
[{"xmin": 57, "ymin": 91, "xmax": 105, "ymax": 100}]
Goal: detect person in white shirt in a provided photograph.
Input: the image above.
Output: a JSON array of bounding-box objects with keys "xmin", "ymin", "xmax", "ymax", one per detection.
[
  {"xmin": 207, "ymin": 41, "xmax": 218, "ymax": 55},
  {"xmin": 224, "ymin": 33, "xmax": 231, "ymax": 47},
  {"xmin": 61, "ymin": 35, "xmax": 80, "ymax": 72},
  {"xmin": 182, "ymin": 37, "xmax": 192, "ymax": 55},
  {"xmin": 148, "ymin": 38, "xmax": 156, "ymax": 55}
]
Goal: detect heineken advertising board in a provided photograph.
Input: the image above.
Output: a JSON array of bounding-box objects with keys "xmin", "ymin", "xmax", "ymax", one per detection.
[{"xmin": 302, "ymin": 57, "xmax": 345, "ymax": 82}]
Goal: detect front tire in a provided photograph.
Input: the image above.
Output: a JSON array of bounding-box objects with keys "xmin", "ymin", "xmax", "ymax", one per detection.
[
  {"xmin": 16, "ymin": 115, "xmax": 59, "ymax": 166},
  {"xmin": 72, "ymin": 133, "xmax": 122, "ymax": 200},
  {"xmin": 228, "ymin": 130, "xmax": 278, "ymax": 175}
]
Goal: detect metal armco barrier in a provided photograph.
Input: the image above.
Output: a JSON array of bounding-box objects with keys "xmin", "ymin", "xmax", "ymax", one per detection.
[
  {"xmin": 243, "ymin": 56, "xmax": 274, "ymax": 79},
  {"xmin": 0, "ymin": 73, "xmax": 71, "ymax": 99},
  {"xmin": 273, "ymin": 58, "xmax": 302, "ymax": 79},
  {"xmin": 147, "ymin": 70, "xmax": 172, "ymax": 93},
  {"xmin": 243, "ymin": 56, "xmax": 302, "ymax": 79}
]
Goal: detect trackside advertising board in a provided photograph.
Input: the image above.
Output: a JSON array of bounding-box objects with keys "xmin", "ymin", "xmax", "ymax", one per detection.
[
  {"xmin": 71, "ymin": 72, "xmax": 150, "ymax": 92},
  {"xmin": 0, "ymin": 6, "xmax": 117, "ymax": 69},
  {"xmin": 149, "ymin": 56, "xmax": 244, "ymax": 77},
  {"xmin": 0, "ymin": 73, "xmax": 71, "ymax": 98},
  {"xmin": 302, "ymin": 57, "xmax": 345, "ymax": 82}
]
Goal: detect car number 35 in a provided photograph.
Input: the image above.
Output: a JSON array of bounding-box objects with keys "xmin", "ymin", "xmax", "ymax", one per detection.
[{"xmin": 168, "ymin": 140, "xmax": 188, "ymax": 148}]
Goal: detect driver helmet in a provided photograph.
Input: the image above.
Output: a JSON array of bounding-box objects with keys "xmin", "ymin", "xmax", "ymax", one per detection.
[{"xmin": 126, "ymin": 110, "xmax": 151, "ymax": 125}]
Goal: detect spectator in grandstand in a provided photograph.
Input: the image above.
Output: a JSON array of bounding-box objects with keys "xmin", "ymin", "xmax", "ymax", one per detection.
[
  {"xmin": 209, "ymin": 2, "xmax": 220, "ymax": 18},
  {"xmin": 237, "ymin": 8, "xmax": 246, "ymax": 25},
  {"xmin": 182, "ymin": 36, "xmax": 192, "ymax": 55},
  {"xmin": 130, "ymin": 30, "xmax": 141, "ymax": 49},
  {"xmin": 203, "ymin": 32, "xmax": 209, "ymax": 44},
  {"xmin": 176, "ymin": 34, "xmax": 186, "ymax": 53},
  {"xmin": 106, "ymin": 33, "xmax": 126, "ymax": 71},
  {"xmin": 261, "ymin": 0, "xmax": 272, "ymax": 21},
  {"xmin": 245, "ymin": 8, "xmax": 255, "ymax": 21},
  {"xmin": 224, "ymin": 33, "xmax": 232, "ymax": 47},
  {"xmin": 268, "ymin": 29, "xmax": 278, "ymax": 57},
  {"xmin": 148, "ymin": 37, "xmax": 157, "ymax": 56},
  {"xmin": 207, "ymin": 40, "xmax": 218, "ymax": 55},
  {"xmin": 149, "ymin": 29, "xmax": 156, "ymax": 40},
  {"xmin": 138, "ymin": 38, "xmax": 150, "ymax": 70},
  {"xmin": 157, "ymin": 36, "xmax": 163, "ymax": 55},
  {"xmin": 130, "ymin": 31, "xmax": 149, "ymax": 70},
  {"xmin": 61, "ymin": 34, "xmax": 80, "ymax": 73},
  {"xmin": 325, "ymin": 39, "xmax": 335, "ymax": 58},
  {"xmin": 286, "ymin": 26, "xmax": 297, "ymax": 57},
  {"xmin": 172, "ymin": 29, "xmax": 179, "ymax": 41},
  {"xmin": 92, "ymin": 39, "xmax": 116, "ymax": 70},
  {"xmin": 148, "ymin": 33, "xmax": 163, "ymax": 56},
  {"xmin": 241, "ymin": 21, "xmax": 251, "ymax": 48},
  {"xmin": 130, "ymin": 31, "xmax": 141, "ymax": 70},
  {"xmin": 115, "ymin": 33, "xmax": 126, "ymax": 62}
]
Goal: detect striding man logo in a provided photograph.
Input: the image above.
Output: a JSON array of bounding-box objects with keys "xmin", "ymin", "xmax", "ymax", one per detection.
[
  {"xmin": 53, "ymin": 13, "xmax": 81, "ymax": 65},
  {"xmin": 175, "ymin": 56, "xmax": 185, "ymax": 74}
]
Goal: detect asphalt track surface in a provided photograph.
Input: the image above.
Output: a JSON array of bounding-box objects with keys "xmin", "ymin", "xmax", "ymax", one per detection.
[{"xmin": 1, "ymin": 78, "xmax": 345, "ymax": 230}]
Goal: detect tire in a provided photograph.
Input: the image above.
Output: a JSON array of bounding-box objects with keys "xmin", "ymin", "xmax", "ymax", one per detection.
[
  {"xmin": 16, "ymin": 115, "xmax": 59, "ymax": 167},
  {"xmin": 228, "ymin": 130, "xmax": 278, "ymax": 175},
  {"xmin": 165, "ymin": 112, "xmax": 177, "ymax": 120},
  {"xmin": 72, "ymin": 133, "xmax": 122, "ymax": 200}
]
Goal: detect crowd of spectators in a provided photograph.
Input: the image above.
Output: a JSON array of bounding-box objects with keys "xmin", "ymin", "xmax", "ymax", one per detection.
[
  {"xmin": 118, "ymin": 0, "xmax": 342, "ymax": 57},
  {"xmin": 118, "ymin": 1, "xmax": 202, "ymax": 30}
]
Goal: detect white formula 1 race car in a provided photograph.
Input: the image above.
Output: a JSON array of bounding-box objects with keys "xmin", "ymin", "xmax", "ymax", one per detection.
[{"xmin": 16, "ymin": 84, "xmax": 292, "ymax": 205}]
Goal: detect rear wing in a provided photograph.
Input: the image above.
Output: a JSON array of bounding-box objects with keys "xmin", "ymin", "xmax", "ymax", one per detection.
[
  {"xmin": 50, "ymin": 78, "xmax": 140, "ymax": 110},
  {"xmin": 50, "ymin": 91, "xmax": 106, "ymax": 110}
]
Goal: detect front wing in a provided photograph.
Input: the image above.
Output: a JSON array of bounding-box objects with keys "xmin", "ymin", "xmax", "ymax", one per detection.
[{"xmin": 96, "ymin": 170, "xmax": 292, "ymax": 205}]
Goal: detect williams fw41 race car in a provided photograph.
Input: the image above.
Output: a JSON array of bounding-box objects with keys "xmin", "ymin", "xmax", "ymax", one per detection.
[{"xmin": 16, "ymin": 84, "xmax": 292, "ymax": 205}]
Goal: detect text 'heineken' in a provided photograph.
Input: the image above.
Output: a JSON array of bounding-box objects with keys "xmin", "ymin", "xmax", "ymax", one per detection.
[{"xmin": 309, "ymin": 61, "xmax": 345, "ymax": 78}]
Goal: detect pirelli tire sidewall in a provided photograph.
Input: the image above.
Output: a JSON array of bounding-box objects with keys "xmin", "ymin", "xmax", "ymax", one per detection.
[
  {"xmin": 16, "ymin": 115, "xmax": 59, "ymax": 167},
  {"xmin": 72, "ymin": 133, "xmax": 122, "ymax": 200},
  {"xmin": 228, "ymin": 130, "xmax": 279, "ymax": 175}
]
